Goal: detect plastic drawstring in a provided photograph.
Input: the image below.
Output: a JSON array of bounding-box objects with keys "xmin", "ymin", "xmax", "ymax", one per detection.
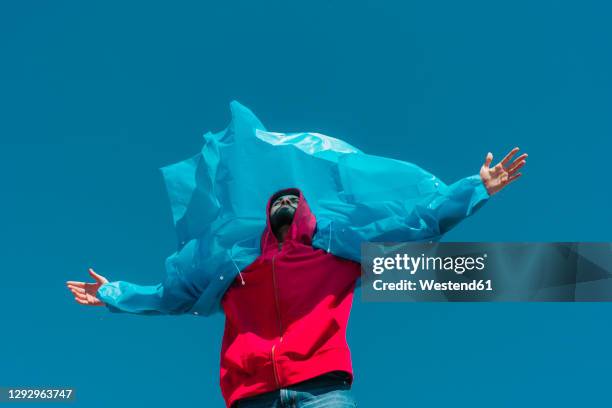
[
  {"xmin": 327, "ymin": 221, "xmax": 333, "ymax": 253},
  {"xmin": 230, "ymin": 255, "xmax": 245, "ymax": 285}
]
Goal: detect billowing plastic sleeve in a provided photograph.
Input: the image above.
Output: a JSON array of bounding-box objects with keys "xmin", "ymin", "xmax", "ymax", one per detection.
[{"xmin": 313, "ymin": 153, "xmax": 491, "ymax": 261}]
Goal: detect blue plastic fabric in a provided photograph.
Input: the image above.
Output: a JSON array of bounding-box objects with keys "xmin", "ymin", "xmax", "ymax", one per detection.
[{"xmin": 97, "ymin": 101, "xmax": 490, "ymax": 316}]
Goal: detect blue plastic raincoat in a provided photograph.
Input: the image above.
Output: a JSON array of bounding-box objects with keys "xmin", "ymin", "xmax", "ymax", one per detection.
[{"xmin": 97, "ymin": 101, "xmax": 490, "ymax": 316}]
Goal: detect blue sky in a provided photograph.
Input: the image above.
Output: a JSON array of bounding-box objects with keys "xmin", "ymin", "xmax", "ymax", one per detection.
[{"xmin": 1, "ymin": 1, "xmax": 610, "ymax": 406}]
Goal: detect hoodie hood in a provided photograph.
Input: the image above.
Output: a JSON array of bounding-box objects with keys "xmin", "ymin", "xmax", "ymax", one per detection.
[{"xmin": 260, "ymin": 187, "xmax": 317, "ymax": 252}]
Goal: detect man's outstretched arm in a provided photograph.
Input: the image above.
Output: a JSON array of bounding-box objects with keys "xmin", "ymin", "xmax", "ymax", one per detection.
[
  {"xmin": 425, "ymin": 146, "xmax": 527, "ymax": 234},
  {"xmin": 314, "ymin": 147, "xmax": 527, "ymax": 260},
  {"xmin": 66, "ymin": 266, "xmax": 199, "ymax": 315}
]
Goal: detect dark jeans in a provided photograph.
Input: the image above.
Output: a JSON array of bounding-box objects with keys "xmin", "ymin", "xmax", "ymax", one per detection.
[{"xmin": 232, "ymin": 371, "xmax": 357, "ymax": 408}]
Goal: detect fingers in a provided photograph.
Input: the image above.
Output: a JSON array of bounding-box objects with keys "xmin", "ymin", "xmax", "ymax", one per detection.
[
  {"xmin": 68, "ymin": 285, "xmax": 86, "ymax": 298},
  {"xmin": 510, "ymin": 152, "xmax": 528, "ymax": 164},
  {"xmin": 484, "ymin": 152, "xmax": 493, "ymax": 168},
  {"xmin": 500, "ymin": 147, "xmax": 520, "ymax": 167},
  {"xmin": 68, "ymin": 286, "xmax": 89, "ymax": 303},
  {"xmin": 67, "ymin": 286, "xmax": 101, "ymax": 306},
  {"xmin": 73, "ymin": 295, "xmax": 101, "ymax": 306},
  {"xmin": 66, "ymin": 281, "xmax": 89, "ymax": 303},
  {"xmin": 75, "ymin": 297, "xmax": 89, "ymax": 305},
  {"xmin": 88, "ymin": 268, "xmax": 108, "ymax": 285},
  {"xmin": 66, "ymin": 281, "xmax": 89, "ymax": 295},
  {"xmin": 67, "ymin": 285, "xmax": 85, "ymax": 294},
  {"xmin": 66, "ymin": 277, "xmax": 104, "ymax": 306},
  {"xmin": 507, "ymin": 159, "xmax": 526, "ymax": 174},
  {"xmin": 508, "ymin": 172, "xmax": 522, "ymax": 183}
]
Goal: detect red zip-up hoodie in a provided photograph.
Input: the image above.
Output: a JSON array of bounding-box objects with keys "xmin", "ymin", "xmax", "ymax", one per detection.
[{"xmin": 220, "ymin": 188, "xmax": 361, "ymax": 407}]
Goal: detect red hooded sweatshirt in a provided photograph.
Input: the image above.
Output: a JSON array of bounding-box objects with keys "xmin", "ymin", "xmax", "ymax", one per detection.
[{"xmin": 219, "ymin": 188, "xmax": 361, "ymax": 407}]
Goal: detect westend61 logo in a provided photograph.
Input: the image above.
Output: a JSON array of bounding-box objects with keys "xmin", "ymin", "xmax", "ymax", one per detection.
[{"xmin": 372, "ymin": 253, "xmax": 487, "ymax": 275}]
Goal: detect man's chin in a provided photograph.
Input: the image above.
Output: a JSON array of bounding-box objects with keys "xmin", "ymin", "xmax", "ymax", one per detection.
[{"xmin": 271, "ymin": 208, "xmax": 295, "ymax": 230}]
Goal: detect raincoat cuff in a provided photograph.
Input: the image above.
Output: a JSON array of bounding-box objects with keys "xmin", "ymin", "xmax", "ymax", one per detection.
[
  {"xmin": 469, "ymin": 173, "xmax": 490, "ymax": 202},
  {"xmin": 97, "ymin": 282, "xmax": 124, "ymax": 314}
]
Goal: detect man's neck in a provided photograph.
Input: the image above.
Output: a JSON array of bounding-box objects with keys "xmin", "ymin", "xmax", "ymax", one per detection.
[{"xmin": 276, "ymin": 225, "xmax": 290, "ymax": 244}]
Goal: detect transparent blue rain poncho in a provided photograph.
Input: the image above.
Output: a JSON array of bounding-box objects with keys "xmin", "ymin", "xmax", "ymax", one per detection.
[{"xmin": 97, "ymin": 101, "xmax": 490, "ymax": 316}]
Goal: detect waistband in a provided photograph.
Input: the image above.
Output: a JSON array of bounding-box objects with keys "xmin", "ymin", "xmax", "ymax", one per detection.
[
  {"xmin": 231, "ymin": 371, "xmax": 352, "ymax": 408},
  {"xmin": 291, "ymin": 370, "xmax": 352, "ymax": 388}
]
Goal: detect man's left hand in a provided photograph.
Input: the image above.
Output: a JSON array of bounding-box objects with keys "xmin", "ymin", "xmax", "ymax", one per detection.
[{"xmin": 480, "ymin": 147, "xmax": 528, "ymax": 196}]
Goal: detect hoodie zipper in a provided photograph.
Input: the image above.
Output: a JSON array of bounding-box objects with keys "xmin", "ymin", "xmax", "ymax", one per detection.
[{"xmin": 270, "ymin": 243, "xmax": 283, "ymax": 388}]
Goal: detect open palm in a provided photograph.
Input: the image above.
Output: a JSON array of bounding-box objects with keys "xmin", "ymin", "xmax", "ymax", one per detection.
[
  {"xmin": 66, "ymin": 268, "xmax": 108, "ymax": 306},
  {"xmin": 480, "ymin": 147, "xmax": 527, "ymax": 196}
]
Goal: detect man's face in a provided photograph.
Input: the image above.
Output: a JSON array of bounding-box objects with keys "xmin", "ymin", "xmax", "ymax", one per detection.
[{"xmin": 270, "ymin": 194, "xmax": 299, "ymax": 217}]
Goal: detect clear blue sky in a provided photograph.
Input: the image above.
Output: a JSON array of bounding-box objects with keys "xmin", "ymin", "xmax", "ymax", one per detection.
[{"xmin": 1, "ymin": 1, "xmax": 610, "ymax": 407}]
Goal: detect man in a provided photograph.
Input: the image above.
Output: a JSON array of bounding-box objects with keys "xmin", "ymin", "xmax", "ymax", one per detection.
[
  {"xmin": 219, "ymin": 187, "xmax": 361, "ymax": 407},
  {"xmin": 67, "ymin": 147, "xmax": 527, "ymax": 407}
]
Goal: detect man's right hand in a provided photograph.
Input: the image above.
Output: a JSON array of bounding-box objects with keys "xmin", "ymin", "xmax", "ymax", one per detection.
[{"xmin": 66, "ymin": 268, "xmax": 109, "ymax": 306}]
